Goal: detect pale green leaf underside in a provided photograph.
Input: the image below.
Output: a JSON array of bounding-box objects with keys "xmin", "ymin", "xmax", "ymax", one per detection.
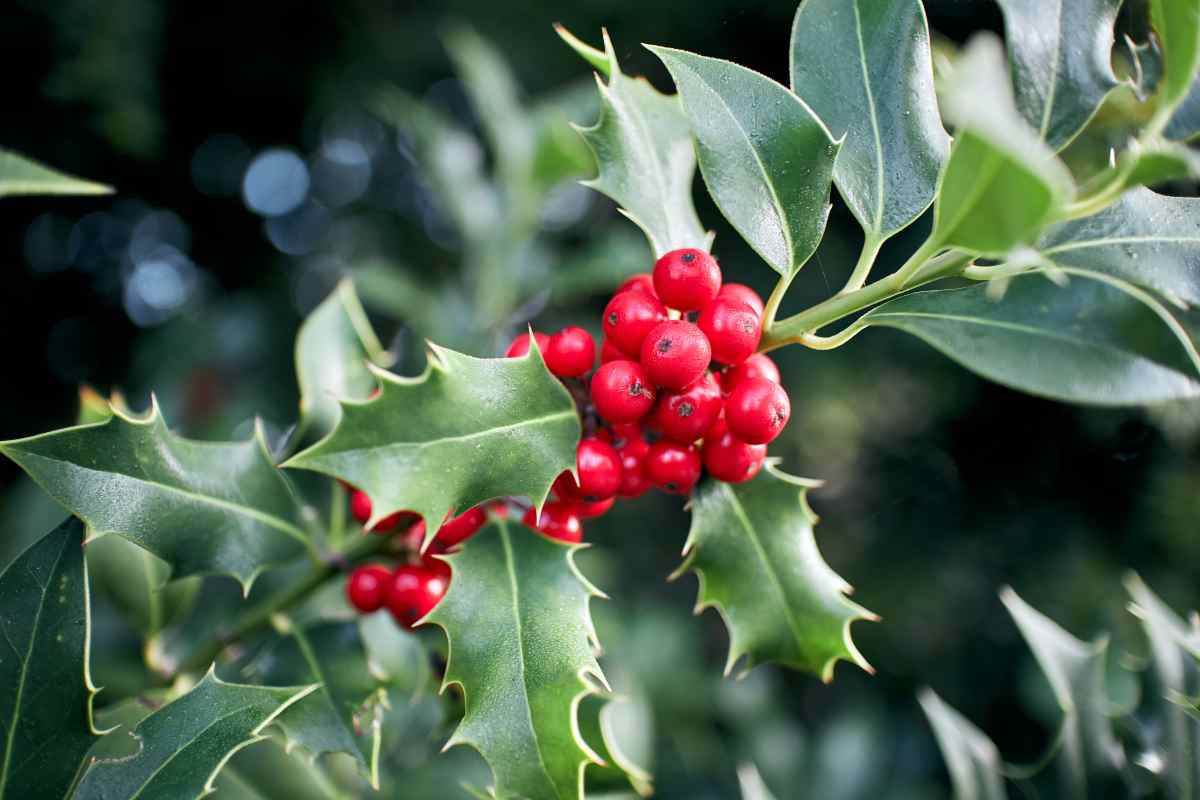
[
  {"xmin": 677, "ymin": 464, "xmax": 875, "ymax": 680},
  {"xmin": 425, "ymin": 520, "xmax": 607, "ymax": 800},
  {"xmin": 1152, "ymin": 0, "xmax": 1200, "ymax": 111},
  {"xmin": 865, "ymin": 271, "xmax": 1200, "ymax": 405},
  {"xmin": 1040, "ymin": 187, "xmax": 1200, "ymax": 306},
  {"xmin": 86, "ymin": 535, "xmax": 199, "ymax": 638},
  {"xmin": 295, "ymin": 279, "xmax": 387, "ymax": 440},
  {"xmin": 74, "ymin": 670, "xmax": 316, "ymax": 800},
  {"xmin": 579, "ymin": 695, "xmax": 654, "ymax": 797},
  {"xmin": 0, "ymin": 148, "xmax": 112, "ymax": 198},
  {"xmin": 996, "ymin": 0, "xmax": 1121, "ymax": 150},
  {"xmin": 790, "ymin": 0, "xmax": 949, "ymax": 239},
  {"xmin": 0, "ymin": 518, "xmax": 98, "ymax": 800},
  {"xmin": 0, "ymin": 403, "xmax": 310, "ymax": 592},
  {"xmin": 934, "ymin": 36, "xmax": 1073, "ymax": 255},
  {"xmin": 561, "ymin": 29, "xmax": 709, "ymax": 257},
  {"xmin": 917, "ymin": 689, "xmax": 1009, "ymax": 800},
  {"xmin": 650, "ymin": 46, "xmax": 839, "ymax": 278},
  {"xmin": 285, "ymin": 344, "xmax": 580, "ymax": 550}
]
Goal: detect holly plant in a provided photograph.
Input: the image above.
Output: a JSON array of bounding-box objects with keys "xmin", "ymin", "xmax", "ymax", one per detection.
[{"xmin": 3, "ymin": 0, "xmax": 1200, "ymax": 798}]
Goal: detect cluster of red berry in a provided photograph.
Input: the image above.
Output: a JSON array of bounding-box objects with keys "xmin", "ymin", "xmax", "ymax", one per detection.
[{"xmin": 343, "ymin": 248, "xmax": 791, "ymax": 629}]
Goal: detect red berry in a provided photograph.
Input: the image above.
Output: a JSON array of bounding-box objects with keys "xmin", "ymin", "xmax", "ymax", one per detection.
[
  {"xmin": 616, "ymin": 437, "xmax": 652, "ymax": 498},
  {"xmin": 698, "ymin": 297, "xmax": 762, "ymax": 366},
  {"xmin": 645, "ymin": 440, "xmax": 702, "ymax": 495},
  {"xmin": 640, "ymin": 320, "xmax": 711, "ymax": 390},
  {"xmin": 545, "ymin": 327, "xmax": 596, "ymax": 378},
  {"xmin": 575, "ymin": 437, "xmax": 622, "ymax": 501},
  {"xmin": 346, "ymin": 564, "xmax": 392, "ymax": 613},
  {"xmin": 718, "ymin": 283, "xmax": 765, "ymax": 317},
  {"xmin": 552, "ymin": 470, "xmax": 583, "ymax": 501},
  {"xmin": 592, "ymin": 360, "xmax": 656, "ymax": 423},
  {"xmin": 702, "ymin": 418, "xmax": 767, "ymax": 483},
  {"xmin": 350, "ymin": 490, "xmax": 372, "ymax": 524},
  {"xmin": 655, "ymin": 373, "xmax": 724, "ymax": 443},
  {"xmin": 522, "ymin": 503, "xmax": 583, "ymax": 543},
  {"xmin": 387, "ymin": 565, "xmax": 448, "ymax": 628},
  {"xmin": 608, "ymin": 422, "xmax": 642, "ymax": 449},
  {"xmin": 421, "ymin": 551, "xmax": 452, "ymax": 581},
  {"xmin": 436, "ymin": 505, "xmax": 488, "ymax": 547},
  {"xmin": 506, "ymin": 331, "xmax": 551, "ymax": 358},
  {"xmin": 726, "ymin": 378, "xmax": 791, "ymax": 445},
  {"xmin": 600, "ymin": 339, "xmax": 625, "ymax": 364},
  {"xmin": 653, "ymin": 248, "xmax": 721, "ymax": 311},
  {"xmin": 603, "ymin": 291, "xmax": 668, "ymax": 357},
  {"xmin": 350, "ymin": 490, "xmax": 417, "ymax": 534},
  {"xmin": 617, "ymin": 272, "xmax": 658, "ymax": 297},
  {"xmin": 576, "ymin": 497, "xmax": 615, "ymax": 518},
  {"xmin": 721, "ymin": 353, "xmax": 781, "ymax": 393}
]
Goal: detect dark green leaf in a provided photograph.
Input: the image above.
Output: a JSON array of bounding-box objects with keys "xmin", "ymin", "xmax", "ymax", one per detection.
[
  {"xmin": 0, "ymin": 402, "xmax": 311, "ymax": 592},
  {"xmin": 211, "ymin": 735, "xmax": 347, "ymax": 800},
  {"xmin": 790, "ymin": 0, "xmax": 949, "ymax": 242},
  {"xmin": 1151, "ymin": 0, "xmax": 1200, "ymax": 111},
  {"xmin": 0, "ymin": 149, "xmax": 112, "ymax": 198},
  {"xmin": 559, "ymin": 28, "xmax": 709, "ymax": 257},
  {"xmin": 1000, "ymin": 588, "xmax": 1123, "ymax": 795},
  {"xmin": 864, "ymin": 271, "xmax": 1200, "ymax": 405},
  {"xmin": 996, "ymin": 0, "xmax": 1122, "ymax": 149},
  {"xmin": 284, "ymin": 344, "xmax": 579, "ymax": 550},
  {"xmin": 0, "ymin": 518, "xmax": 99, "ymax": 800},
  {"xmin": 425, "ymin": 520, "xmax": 607, "ymax": 800},
  {"xmin": 676, "ymin": 465, "xmax": 875, "ymax": 679},
  {"xmin": 933, "ymin": 36, "xmax": 1073, "ymax": 255},
  {"xmin": 74, "ymin": 669, "xmax": 316, "ymax": 800},
  {"xmin": 295, "ymin": 279, "xmax": 386, "ymax": 440},
  {"xmin": 1040, "ymin": 187, "xmax": 1200, "ymax": 306},
  {"xmin": 917, "ymin": 689, "xmax": 1009, "ymax": 800},
  {"xmin": 649, "ymin": 45, "xmax": 839, "ymax": 278}
]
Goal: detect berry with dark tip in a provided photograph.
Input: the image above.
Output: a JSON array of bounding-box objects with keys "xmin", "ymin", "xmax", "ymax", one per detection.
[
  {"xmin": 698, "ymin": 297, "xmax": 761, "ymax": 366},
  {"xmin": 591, "ymin": 360, "xmax": 656, "ymax": 423},
  {"xmin": 653, "ymin": 248, "xmax": 721, "ymax": 311},
  {"xmin": 655, "ymin": 373, "xmax": 724, "ymax": 444},
  {"xmin": 726, "ymin": 378, "xmax": 791, "ymax": 445},
  {"xmin": 640, "ymin": 320, "xmax": 711, "ymax": 390},
  {"xmin": 645, "ymin": 440, "xmax": 702, "ymax": 495},
  {"xmin": 603, "ymin": 291, "xmax": 668, "ymax": 357}
]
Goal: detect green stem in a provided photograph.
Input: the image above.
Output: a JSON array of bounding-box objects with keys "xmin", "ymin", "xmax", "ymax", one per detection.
[
  {"xmin": 760, "ymin": 250, "xmax": 973, "ymax": 352},
  {"xmin": 762, "ymin": 270, "xmax": 797, "ymax": 330},
  {"xmin": 177, "ymin": 533, "xmax": 387, "ymax": 674},
  {"xmin": 840, "ymin": 233, "xmax": 884, "ymax": 294},
  {"xmin": 893, "ymin": 237, "xmax": 942, "ymax": 288}
]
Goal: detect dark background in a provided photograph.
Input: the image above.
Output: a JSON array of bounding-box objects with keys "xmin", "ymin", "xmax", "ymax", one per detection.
[{"xmin": 1, "ymin": 1, "xmax": 1197, "ymax": 797}]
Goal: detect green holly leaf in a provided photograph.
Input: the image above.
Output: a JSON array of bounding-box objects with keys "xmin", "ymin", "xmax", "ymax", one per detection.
[
  {"xmin": 86, "ymin": 535, "xmax": 200, "ymax": 638},
  {"xmin": 996, "ymin": 0, "xmax": 1121, "ymax": 150},
  {"xmin": 649, "ymin": 45, "xmax": 840, "ymax": 279},
  {"xmin": 1166, "ymin": 76, "xmax": 1200, "ymax": 139},
  {"xmin": 1000, "ymin": 588, "xmax": 1123, "ymax": 793},
  {"xmin": 211, "ymin": 735, "xmax": 348, "ymax": 800},
  {"xmin": 579, "ymin": 693, "xmax": 654, "ymax": 798},
  {"xmin": 237, "ymin": 616, "xmax": 413, "ymax": 789},
  {"xmin": 0, "ymin": 148, "xmax": 113, "ymax": 198},
  {"xmin": 0, "ymin": 518, "xmax": 101, "ymax": 799},
  {"xmin": 73, "ymin": 669, "xmax": 317, "ymax": 800},
  {"xmin": 917, "ymin": 689, "xmax": 1008, "ymax": 800},
  {"xmin": 0, "ymin": 401, "xmax": 311, "ymax": 593},
  {"xmin": 1040, "ymin": 187, "xmax": 1200, "ymax": 307},
  {"xmin": 295, "ymin": 279, "xmax": 387, "ymax": 440},
  {"xmin": 675, "ymin": 465, "xmax": 875, "ymax": 680},
  {"xmin": 284, "ymin": 344, "xmax": 579, "ymax": 550},
  {"xmin": 864, "ymin": 270, "xmax": 1200, "ymax": 405},
  {"xmin": 424, "ymin": 519, "xmax": 608, "ymax": 800},
  {"xmin": 789, "ymin": 0, "xmax": 949, "ymax": 247},
  {"xmin": 1151, "ymin": 0, "xmax": 1200, "ymax": 113},
  {"xmin": 933, "ymin": 35, "xmax": 1074, "ymax": 256},
  {"xmin": 557, "ymin": 27, "xmax": 709, "ymax": 257}
]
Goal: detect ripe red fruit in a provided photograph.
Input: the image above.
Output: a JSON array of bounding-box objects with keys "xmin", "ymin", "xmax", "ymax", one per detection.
[
  {"xmin": 350, "ymin": 490, "xmax": 416, "ymax": 533},
  {"xmin": 421, "ymin": 550, "xmax": 452, "ymax": 581},
  {"xmin": 435, "ymin": 505, "xmax": 488, "ymax": 547},
  {"xmin": 575, "ymin": 437, "xmax": 622, "ymax": 501},
  {"xmin": 717, "ymin": 283, "xmax": 765, "ymax": 317},
  {"xmin": 616, "ymin": 437, "xmax": 652, "ymax": 498},
  {"xmin": 350, "ymin": 490, "xmax": 372, "ymax": 523},
  {"xmin": 608, "ymin": 422, "xmax": 642, "ymax": 448},
  {"xmin": 640, "ymin": 320, "xmax": 712, "ymax": 390},
  {"xmin": 506, "ymin": 331, "xmax": 551, "ymax": 358},
  {"xmin": 552, "ymin": 470, "xmax": 583, "ymax": 501},
  {"xmin": 720, "ymin": 353, "xmax": 781, "ymax": 393},
  {"xmin": 645, "ymin": 440, "xmax": 702, "ymax": 495},
  {"xmin": 522, "ymin": 503, "xmax": 583, "ymax": 543},
  {"xmin": 600, "ymin": 339, "xmax": 625, "ymax": 364},
  {"xmin": 603, "ymin": 291, "xmax": 668, "ymax": 357},
  {"xmin": 726, "ymin": 378, "xmax": 791, "ymax": 444},
  {"xmin": 592, "ymin": 360, "xmax": 656, "ymax": 423},
  {"xmin": 387, "ymin": 565, "xmax": 448, "ymax": 628},
  {"xmin": 346, "ymin": 564, "xmax": 392, "ymax": 613},
  {"xmin": 545, "ymin": 326, "xmax": 596, "ymax": 377},
  {"xmin": 617, "ymin": 273, "xmax": 658, "ymax": 297},
  {"xmin": 653, "ymin": 248, "xmax": 721, "ymax": 311},
  {"xmin": 576, "ymin": 497, "xmax": 615, "ymax": 518},
  {"xmin": 655, "ymin": 373, "xmax": 724, "ymax": 443},
  {"xmin": 698, "ymin": 297, "xmax": 762, "ymax": 365},
  {"xmin": 702, "ymin": 418, "xmax": 768, "ymax": 483}
]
